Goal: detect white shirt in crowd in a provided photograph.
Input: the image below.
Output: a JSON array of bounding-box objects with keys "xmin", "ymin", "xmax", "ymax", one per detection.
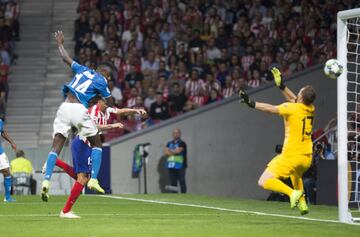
[
  {"xmin": 206, "ymin": 47, "xmax": 221, "ymax": 60},
  {"xmin": 144, "ymin": 96, "xmax": 156, "ymax": 110},
  {"xmin": 92, "ymin": 33, "xmax": 105, "ymax": 51},
  {"xmin": 111, "ymin": 86, "xmax": 123, "ymax": 104}
]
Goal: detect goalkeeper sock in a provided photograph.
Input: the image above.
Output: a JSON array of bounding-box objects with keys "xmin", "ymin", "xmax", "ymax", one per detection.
[
  {"xmin": 44, "ymin": 152, "xmax": 58, "ymax": 180},
  {"xmin": 263, "ymin": 178, "xmax": 293, "ymax": 197},
  {"xmin": 63, "ymin": 181, "xmax": 83, "ymax": 213},
  {"xmin": 4, "ymin": 176, "xmax": 11, "ymax": 200},
  {"xmin": 90, "ymin": 147, "xmax": 102, "ymax": 179},
  {"xmin": 56, "ymin": 158, "xmax": 76, "ymax": 180},
  {"xmin": 290, "ymin": 175, "xmax": 306, "ymax": 202}
]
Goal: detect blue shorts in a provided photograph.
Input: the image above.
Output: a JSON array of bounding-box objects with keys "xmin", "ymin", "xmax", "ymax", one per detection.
[{"xmin": 71, "ymin": 136, "xmax": 92, "ymax": 174}]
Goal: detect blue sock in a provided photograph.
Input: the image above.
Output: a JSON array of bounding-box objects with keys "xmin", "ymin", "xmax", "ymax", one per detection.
[
  {"xmin": 91, "ymin": 147, "xmax": 102, "ymax": 179},
  {"xmin": 4, "ymin": 176, "xmax": 11, "ymax": 200},
  {"xmin": 44, "ymin": 152, "xmax": 58, "ymax": 180}
]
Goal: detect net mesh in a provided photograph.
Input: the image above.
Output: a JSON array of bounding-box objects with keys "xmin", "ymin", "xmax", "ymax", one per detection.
[{"xmin": 346, "ymin": 17, "xmax": 360, "ymax": 219}]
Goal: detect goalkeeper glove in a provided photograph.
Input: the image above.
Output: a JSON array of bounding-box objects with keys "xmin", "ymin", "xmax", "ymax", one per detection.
[
  {"xmin": 239, "ymin": 90, "xmax": 256, "ymax": 108},
  {"xmin": 271, "ymin": 67, "xmax": 286, "ymax": 90}
]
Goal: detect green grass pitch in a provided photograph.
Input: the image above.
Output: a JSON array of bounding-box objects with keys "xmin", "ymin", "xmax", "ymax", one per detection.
[{"xmin": 0, "ymin": 194, "xmax": 358, "ymax": 237}]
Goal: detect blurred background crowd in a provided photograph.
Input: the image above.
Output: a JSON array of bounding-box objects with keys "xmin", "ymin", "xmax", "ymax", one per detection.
[{"xmin": 73, "ymin": 0, "xmax": 352, "ymax": 141}]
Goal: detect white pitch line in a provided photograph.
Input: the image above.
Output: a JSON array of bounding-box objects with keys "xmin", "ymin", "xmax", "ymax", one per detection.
[
  {"xmin": 0, "ymin": 213, "xmax": 244, "ymax": 218},
  {"xmin": 99, "ymin": 195, "xmax": 360, "ymax": 226}
]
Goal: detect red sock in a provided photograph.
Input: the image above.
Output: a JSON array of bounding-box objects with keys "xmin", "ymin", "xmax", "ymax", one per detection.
[
  {"xmin": 63, "ymin": 181, "xmax": 84, "ymax": 213},
  {"xmin": 56, "ymin": 158, "xmax": 76, "ymax": 180}
]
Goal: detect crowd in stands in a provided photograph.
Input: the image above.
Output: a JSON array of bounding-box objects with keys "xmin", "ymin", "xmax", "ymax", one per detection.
[
  {"xmin": 73, "ymin": 0, "xmax": 357, "ymax": 141},
  {"xmin": 0, "ymin": 0, "xmax": 20, "ymax": 119}
]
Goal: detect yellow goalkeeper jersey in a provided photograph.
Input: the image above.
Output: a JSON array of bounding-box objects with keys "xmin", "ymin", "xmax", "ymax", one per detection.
[{"xmin": 277, "ymin": 102, "xmax": 315, "ymax": 156}]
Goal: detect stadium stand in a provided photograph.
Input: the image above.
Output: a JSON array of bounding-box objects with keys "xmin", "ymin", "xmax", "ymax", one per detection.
[{"xmin": 72, "ymin": 0, "xmax": 346, "ymax": 141}]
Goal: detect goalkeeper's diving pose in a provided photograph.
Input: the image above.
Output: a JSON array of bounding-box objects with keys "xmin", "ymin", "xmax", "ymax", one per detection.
[{"xmin": 239, "ymin": 67, "xmax": 316, "ymax": 215}]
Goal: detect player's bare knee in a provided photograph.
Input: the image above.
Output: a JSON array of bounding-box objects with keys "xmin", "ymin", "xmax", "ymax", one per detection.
[
  {"xmin": 52, "ymin": 133, "xmax": 66, "ymax": 154},
  {"xmin": 77, "ymin": 173, "xmax": 89, "ymax": 185},
  {"xmin": 87, "ymin": 134, "xmax": 102, "ymax": 147},
  {"xmin": 2, "ymin": 168, "xmax": 10, "ymax": 177}
]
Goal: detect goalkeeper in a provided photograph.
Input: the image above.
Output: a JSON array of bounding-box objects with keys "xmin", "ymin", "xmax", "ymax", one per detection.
[{"xmin": 239, "ymin": 67, "xmax": 316, "ymax": 215}]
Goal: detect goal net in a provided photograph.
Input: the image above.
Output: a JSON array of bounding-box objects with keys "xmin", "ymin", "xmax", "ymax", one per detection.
[{"xmin": 338, "ymin": 8, "xmax": 360, "ymax": 223}]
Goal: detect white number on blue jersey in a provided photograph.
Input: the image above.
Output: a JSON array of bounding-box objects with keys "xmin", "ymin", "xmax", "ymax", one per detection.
[
  {"xmin": 71, "ymin": 71, "xmax": 95, "ymax": 94},
  {"xmin": 76, "ymin": 80, "xmax": 92, "ymax": 93}
]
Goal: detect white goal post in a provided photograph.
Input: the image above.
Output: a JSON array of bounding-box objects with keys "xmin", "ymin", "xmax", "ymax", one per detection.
[{"xmin": 337, "ymin": 8, "xmax": 360, "ymax": 223}]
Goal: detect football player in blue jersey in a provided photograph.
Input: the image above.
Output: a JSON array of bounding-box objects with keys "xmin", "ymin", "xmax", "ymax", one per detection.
[
  {"xmin": 41, "ymin": 30, "xmax": 114, "ymax": 201},
  {"xmin": 0, "ymin": 117, "xmax": 17, "ymax": 202}
]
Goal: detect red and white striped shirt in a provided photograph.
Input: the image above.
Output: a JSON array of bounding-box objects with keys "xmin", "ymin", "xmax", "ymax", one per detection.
[
  {"xmin": 222, "ymin": 87, "xmax": 235, "ymax": 98},
  {"xmin": 188, "ymin": 95, "xmax": 207, "ymax": 106},
  {"xmin": 126, "ymin": 97, "xmax": 137, "ymax": 108},
  {"xmin": 185, "ymin": 79, "xmax": 205, "ymax": 96},
  {"xmin": 241, "ymin": 55, "xmax": 255, "ymax": 72},
  {"xmin": 88, "ymin": 104, "xmax": 118, "ymax": 126},
  {"xmin": 81, "ymin": 104, "xmax": 119, "ymax": 145}
]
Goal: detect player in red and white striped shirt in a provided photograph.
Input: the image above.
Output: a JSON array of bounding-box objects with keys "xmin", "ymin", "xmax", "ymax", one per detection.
[{"xmin": 49, "ymin": 96, "xmax": 146, "ymax": 218}]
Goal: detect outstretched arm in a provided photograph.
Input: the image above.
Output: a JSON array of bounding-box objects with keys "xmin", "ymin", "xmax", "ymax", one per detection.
[
  {"xmin": 254, "ymin": 102, "xmax": 279, "ymax": 114},
  {"xmin": 54, "ymin": 30, "xmax": 73, "ymax": 67},
  {"xmin": 239, "ymin": 90, "xmax": 279, "ymax": 114},
  {"xmin": 271, "ymin": 67, "xmax": 297, "ymax": 102},
  {"xmin": 106, "ymin": 107, "xmax": 147, "ymax": 117},
  {"xmin": 1, "ymin": 130, "xmax": 17, "ymax": 151},
  {"xmin": 97, "ymin": 122, "xmax": 123, "ymax": 131},
  {"xmin": 116, "ymin": 108, "xmax": 147, "ymax": 116}
]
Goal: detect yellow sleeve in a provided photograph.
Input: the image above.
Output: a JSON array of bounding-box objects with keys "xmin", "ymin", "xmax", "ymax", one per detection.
[{"xmin": 277, "ymin": 103, "xmax": 296, "ymax": 116}]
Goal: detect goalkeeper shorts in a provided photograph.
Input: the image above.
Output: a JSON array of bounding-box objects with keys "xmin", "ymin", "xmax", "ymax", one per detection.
[{"xmin": 267, "ymin": 153, "xmax": 312, "ymax": 179}]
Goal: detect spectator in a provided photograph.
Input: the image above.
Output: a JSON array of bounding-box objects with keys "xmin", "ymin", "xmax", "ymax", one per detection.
[
  {"xmin": 188, "ymin": 29, "xmax": 204, "ymax": 50},
  {"xmin": 78, "ymin": 32, "xmax": 99, "ymax": 56},
  {"xmin": 155, "ymin": 75, "xmax": 169, "ymax": 100},
  {"xmin": 207, "ymin": 88, "xmax": 221, "ymax": 104},
  {"xmin": 108, "ymin": 80, "xmax": 123, "ymax": 107},
  {"xmin": 0, "ymin": 17, "xmax": 12, "ymax": 44},
  {"xmin": 222, "ymin": 76, "xmax": 236, "ymax": 98},
  {"xmin": 141, "ymin": 50, "xmax": 159, "ymax": 85},
  {"xmin": 247, "ymin": 69, "xmax": 263, "ymax": 89},
  {"xmin": 206, "ymin": 37, "xmax": 221, "ymax": 61},
  {"xmin": 125, "ymin": 87, "xmax": 138, "ymax": 108},
  {"xmin": 168, "ymin": 82, "xmax": 187, "ymax": 115},
  {"xmin": 164, "ymin": 128, "xmax": 187, "ymax": 193},
  {"xmin": 5, "ymin": 0, "xmax": 20, "ymax": 41},
  {"xmin": 149, "ymin": 92, "xmax": 170, "ymax": 121},
  {"xmin": 159, "ymin": 22, "xmax": 175, "ymax": 50},
  {"xmin": 144, "ymin": 87, "xmax": 156, "ymax": 111},
  {"xmin": 241, "ymin": 45, "xmax": 255, "ymax": 72},
  {"xmin": 10, "ymin": 150, "xmax": 33, "ymax": 176},
  {"xmin": 183, "ymin": 89, "xmax": 207, "ymax": 112},
  {"xmin": 125, "ymin": 64, "xmax": 144, "ymax": 89},
  {"xmin": 204, "ymin": 73, "xmax": 221, "ymax": 95},
  {"xmin": 0, "ymin": 57, "xmax": 9, "ymax": 100},
  {"xmin": 92, "ymin": 24, "xmax": 105, "ymax": 51},
  {"xmin": 72, "ymin": 0, "xmax": 345, "ymax": 141},
  {"xmin": 216, "ymin": 62, "xmax": 229, "ymax": 87},
  {"xmin": 185, "ymin": 69, "xmax": 205, "ymax": 97},
  {"xmin": 0, "ymin": 42, "xmax": 10, "ymax": 66},
  {"xmin": 10, "ymin": 150, "xmax": 36, "ymax": 195}
]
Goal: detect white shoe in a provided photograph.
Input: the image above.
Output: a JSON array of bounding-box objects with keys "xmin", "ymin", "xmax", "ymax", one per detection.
[{"xmin": 59, "ymin": 211, "xmax": 80, "ymax": 218}]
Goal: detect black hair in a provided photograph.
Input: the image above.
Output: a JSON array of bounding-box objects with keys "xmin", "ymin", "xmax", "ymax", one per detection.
[{"xmin": 16, "ymin": 150, "xmax": 25, "ymax": 158}]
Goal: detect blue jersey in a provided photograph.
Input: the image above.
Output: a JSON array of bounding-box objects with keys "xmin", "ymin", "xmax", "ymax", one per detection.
[
  {"xmin": 63, "ymin": 61, "xmax": 111, "ymax": 108},
  {"xmin": 0, "ymin": 119, "xmax": 4, "ymax": 155}
]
